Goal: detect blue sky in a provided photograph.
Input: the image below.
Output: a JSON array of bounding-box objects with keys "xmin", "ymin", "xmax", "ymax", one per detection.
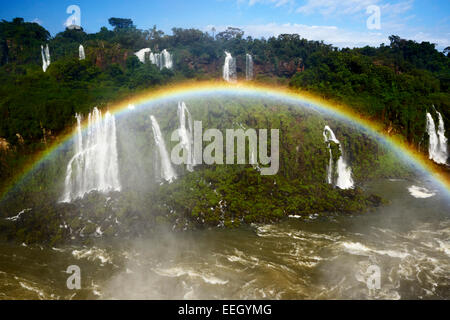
[{"xmin": 1, "ymin": 0, "xmax": 449, "ymax": 49}]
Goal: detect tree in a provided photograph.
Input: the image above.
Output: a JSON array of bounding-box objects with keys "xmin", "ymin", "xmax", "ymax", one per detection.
[
  {"xmin": 147, "ymin": 25, "xmax": 164, "ymax": 41},
  {"xmin": 0, "ymin": 18, "xmax": 51, "ymax": 65},
  {"xmin": 108, "ymin": 18, "xmax": 135, "ymax": 30},
  {"xmin": 216, "ymin": 27, "xmax": 244, "ymax": 41}
]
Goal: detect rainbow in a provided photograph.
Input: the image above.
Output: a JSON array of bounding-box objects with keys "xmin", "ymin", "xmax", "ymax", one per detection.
[{"xmin": 1, "ymin": 80, "xmax": 449, "ymax": 200}]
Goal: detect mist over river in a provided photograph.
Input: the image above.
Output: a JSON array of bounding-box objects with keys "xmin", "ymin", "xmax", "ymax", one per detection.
[{"xmin": 1, "ymin": 178, "xmax": 448, "ymax": 300}]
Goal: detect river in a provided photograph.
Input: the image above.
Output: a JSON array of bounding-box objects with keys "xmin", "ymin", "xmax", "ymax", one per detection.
[{"xmin": 1, "ymin": 178, "xmax": 448, "ymax": 300}]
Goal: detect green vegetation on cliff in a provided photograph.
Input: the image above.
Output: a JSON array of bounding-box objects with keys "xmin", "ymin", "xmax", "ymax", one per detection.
[{"xmin": 289, "ymin": 36, "xmax": 449, "ymax": 147}]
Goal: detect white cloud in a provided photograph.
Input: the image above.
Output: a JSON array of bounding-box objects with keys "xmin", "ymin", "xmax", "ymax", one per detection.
[
  {"xmin": 296, "ymin": 0, "xmax": 381, "ymax": 15},
  {"xmin": 380, "ymin": 0, "xmax": 413, "ymax": 15},
  {"xmin": 408, "ymin": 32, "xmax": 450, "ymax": 49},
  {"xmin": 239, "ymin": 0, "xmax": 295, "ymax": 8},
  {"xmin": 224, "ymin": 0, "xmax": 448, "ymax": 49},
  {"xmin": 206, "ymin": 22, "xmax": 449, "ymax": 49},
  {"xmin": 207, "ymin": 22, "xmax": 388, "ymax": 47},
  {"xmin": 32, "ymin": 18, "xmax": 43, "ymax": 25},
  {"xmin": 295, "ymin": 0, "xmax": 414, "ymax": 19}
]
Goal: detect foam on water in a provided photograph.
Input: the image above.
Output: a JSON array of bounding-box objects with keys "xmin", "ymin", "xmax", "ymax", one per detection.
[
  {"xmin": 71, "ymin": 247, "xmax": 112, "ymax": 265},
  {"xmin": 408, "ymin": 185, "xmax": 436, "ymax": 198},
  {"xmin": 153, "ymin": 267, "xmax": 229, "ymax": 285}
]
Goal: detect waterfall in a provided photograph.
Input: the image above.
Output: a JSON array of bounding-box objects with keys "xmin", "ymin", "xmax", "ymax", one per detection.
[
  {"xmin": 323, "ymin": 126, "xmax": 354, "ymax": 189},
  {"xmin": 150, "ymin": 115, "xmax": 177, "ymax": 183},
  {"xmin": 437, "ymin": 112, "xmax": 448, "ymax": 163},
  {"xmin": 246, "ymin": 53, "xmax": 253, "ymax": 80},
  {"xmin": 61, "ymin": 108, "xmax": 121, "ymax": 202},
  {"xmin": 178, "ymin": 101, "xmax": 195, "ymax": 171},
  {"xmin": 223, "ymin": 51, "xmax": 236, "ymax": 82},
  {"xmin": 148, "ymin": 50, "xmax": 173, "ymax": 70},
  {"xmin": 149, "ymin": 52, "xmax": 157, "ymax": 65},
  {"xmin": 135, "ymin": 48, "xmax": 151, "ymax": 63},
  {"xmin": 41, "ymin": 44, "xmax": 51, "ymax": 72},
  {"xmin": 162, "ymin": 49, "xmax": 173, "ymax": 69},
  {"xmin": 426, "ymin": 110, "xmax": 448, "ymax": 164},
  {"xmin": 79, "ymin": 44, "xmax": 85, "ymax": 60}
]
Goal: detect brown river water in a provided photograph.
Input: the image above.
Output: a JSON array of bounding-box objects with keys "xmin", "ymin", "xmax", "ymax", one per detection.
[{"xmin": 0, "ymin": 178, "xmax": 449, "ymax": 300}]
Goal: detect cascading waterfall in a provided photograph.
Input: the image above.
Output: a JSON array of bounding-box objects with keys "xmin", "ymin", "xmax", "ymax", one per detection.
[
  {"xmin": 150, "ymin": 115, "xmax": 177, "ymax": 183},
  {"xmin": 162, "ymin": 49, "xmax": 173, "ymax": 69},
  {"xmin": 61, "ymin": 107, "xmax": 121, "ymax": 202},
  {"xmin": 149, "ymin": 52, "xmax": 157, "ymax": 65},
  {"xmin": 79, "ymin": 44, "xmax": 85, "ymax": 60},
  {"xmin": 134, "ymin": 48, "xmax": 151, "ymax": 63},
  {"xmin": 223, "ymin": 51, "xmax": 236, "ymax": 82},
  {"xmin": 178, "ymin": 101, "xmax": 195, "ymax": 171},
  {"xmin": 426, "ymin": 109, "xmax": 448, "ymax": 164},
  {"xmin": 246, "ymin": 53, "xmax": 253, "ymax": 80},
  {"xmin": 323, "ymin": 125, "xmax": 354, "ymax": 189},
  {"xmin": 148, "ymin": 50, "xmax": 173, "ymax": 70},
  {"xmin": 41, "ymin": 44, "xmax": 51, "ymax": 72},
  {"xmin": 437, "ymin": 112, "xmax": 448, "ymax": 162}
]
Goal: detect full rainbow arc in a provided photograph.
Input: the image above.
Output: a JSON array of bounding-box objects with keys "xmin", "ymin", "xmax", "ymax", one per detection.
[{"xmin": 1, "ymin": 81, "xmax": 449, "ymax": 200}]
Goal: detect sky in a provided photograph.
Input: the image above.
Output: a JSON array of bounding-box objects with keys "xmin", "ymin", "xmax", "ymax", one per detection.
[{"xmin": 1, "ymin": 0, "xmax": 449, "ymax": 49}]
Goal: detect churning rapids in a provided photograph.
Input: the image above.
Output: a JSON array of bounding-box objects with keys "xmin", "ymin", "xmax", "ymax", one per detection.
[{"xmin": 0, "ymin": 178, "xmax": 449, "ymax": 300}]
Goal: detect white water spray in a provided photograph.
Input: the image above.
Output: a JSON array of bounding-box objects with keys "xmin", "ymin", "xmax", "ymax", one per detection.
[
  {"xmin": 134, "ymin": 48, "xmax": 151, "ymax": 63},
  {"xmin": 323, "ymin": 126, "xmax": 354, "ymax": 189},
  {"xmin": 61, "ymin": 108, "xmax": 121, "ymax": 202},
  {"xmin": 178, "ymin": 101, "xmax": 195, "ymax": 171},
  {"xmin": 148, "ymin": 49, "xmax": 173, "ymax": 70},
  {"xmin": 246, "ymin": 53, "xmax": 253, "ymax": 80},
  {"xmin": 150, "ymin": 115, "xmax": 177, "ymax": 183},
  {"xmin": 223, "ymin": 51, "xmax": 236, "ymax": 82},
  {"xmin": 149, "ymin": 52, "xmax": 157, "ymax": 65},
  {"xmin": 79, "ymin": 44, "xmax": 85, "ymax": 60},
  {"xmin": 41, "ymin": 44, "xmax": 51, "ymax": 72},
  {"xmin": 426, "ymin": 110, "xmax": 448, "ymax": 164},
  {"xmin": 162, "ymin": 49, "xmax": 173, "ymax": 69}
]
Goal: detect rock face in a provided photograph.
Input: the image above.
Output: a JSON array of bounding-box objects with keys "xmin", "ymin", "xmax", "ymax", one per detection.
[
  {"xmin": 82, "ymin": 46, "xmax": 305, "ymax": 79},
  {"xmin": 252, "ymin": 59, "xmax": 304, "ymax": 78},
  {"xmin": 94, "ymin": 46, "xmax": 129, "ymax": 69},
  {"xmin": 178, "ymin": 53, "xmax": 304, "ymax": 80}
]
